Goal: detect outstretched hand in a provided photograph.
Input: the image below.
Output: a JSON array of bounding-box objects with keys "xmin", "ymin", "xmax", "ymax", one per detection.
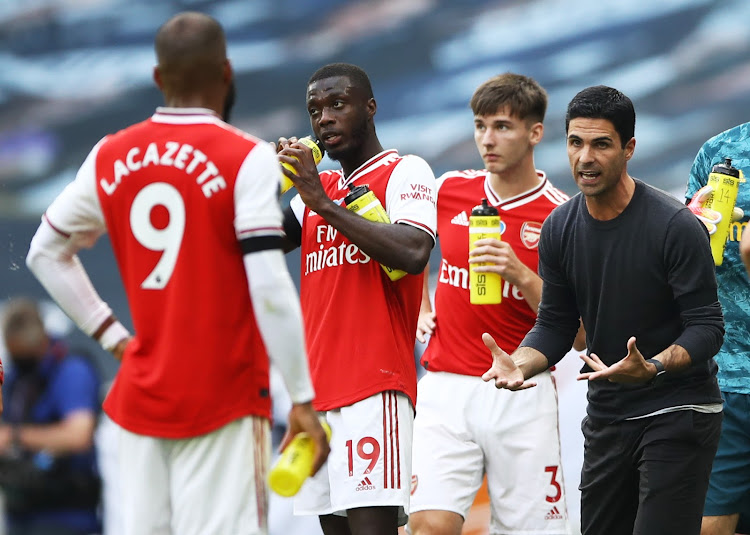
[
  {"xmin": 481, "ymin": 333, "xmax": 536, "ymax": 390},
  {"xmin": 577, "ymin": 336, "xmax": 655, "ymax": 384}
]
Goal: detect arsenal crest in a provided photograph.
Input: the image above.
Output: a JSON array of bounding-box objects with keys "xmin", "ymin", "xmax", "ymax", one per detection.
[{"xmin": 520, "ymin": 221, "xmax": 542, "ymax": 248}]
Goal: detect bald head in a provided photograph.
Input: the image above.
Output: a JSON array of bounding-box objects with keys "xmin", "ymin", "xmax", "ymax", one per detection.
[{"xmin": 155, "ymin": 12, "xmax": 228, "ymax": 95}]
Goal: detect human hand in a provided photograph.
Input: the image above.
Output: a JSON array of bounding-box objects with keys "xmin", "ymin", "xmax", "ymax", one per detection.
[
  {"xmin": 111, "ymin": 336, "xmax": 132, "ymax": 362},
  {"xmin": 416, "ymin": 310, "xmax": 436, "ymax": 344},
  {"xmin": 280, "ymin": 402, "xmax": 330, "ymax": 476},
  {"xmin": 278, "ymin": 142, "xmax": 328, "ymax": 211},
  {"xmin": 687, "ymin": 185, "xmax": 744, "ymax": 235},
  {"xmin": 274, "ymin": 136, "xmax": 299, "ymax": 153},
  {"xmin": 577, "ymin": 336, "xmax": 655, "ymax": 384},
  {"xmin": 469, "ymin": 238, "xmax": 531, "ymax": 287},
  {"xmin": 481, "ymin": 332, "xmax": 536, "ymax": 390}
]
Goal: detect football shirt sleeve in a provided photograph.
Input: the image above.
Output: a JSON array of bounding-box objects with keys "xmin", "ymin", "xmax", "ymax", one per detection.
[
  {"xmin": 235, "ymin": 142, "xmax": 315, "ymax": 404},
  {"xmin": 384, "ymin": 155, "xmax": 437, "ymax": 241}
]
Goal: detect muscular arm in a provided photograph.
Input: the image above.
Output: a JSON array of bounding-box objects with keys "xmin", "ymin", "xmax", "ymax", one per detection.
[
  {"xmin": 313, "ymin": 202, "xmax": 433, "ymax": 274},
  {"xmin": 279, "ymin": 143, "xmax": 435, "ymax": 274}
]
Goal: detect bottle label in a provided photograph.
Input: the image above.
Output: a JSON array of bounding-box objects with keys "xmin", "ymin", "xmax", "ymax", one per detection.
[
  {"xmin": 706, "ymin": 171, "xmax": 743, "ymax": 266},
  {"xmin": 469, "ymin": 215, "xmax": 502, "ymax": 304}
]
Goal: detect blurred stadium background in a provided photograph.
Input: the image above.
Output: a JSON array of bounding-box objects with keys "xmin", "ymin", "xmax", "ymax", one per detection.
[{"xmin": 1, "ymin": 0, "xmax": 749, "ymax": 533}]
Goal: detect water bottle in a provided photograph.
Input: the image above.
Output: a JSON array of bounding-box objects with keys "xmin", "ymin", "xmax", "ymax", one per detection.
[
  {"xmin": 268, "ymin": 420, "xmax": 331, "ymax": 497},
  {"xmin": 704, "ymin": 158, "xmax": 745, "ymax": 265},
  {"xmin": 344, "ymin": 183, "xmax": 407, "ymax": 281},
  {"xmin": 469, "ymin": 198, "xmax": 502, "ymax": 304},
  {"xmin": 280, "ymin": 136, "xmax": 325, "ymax": 194}
]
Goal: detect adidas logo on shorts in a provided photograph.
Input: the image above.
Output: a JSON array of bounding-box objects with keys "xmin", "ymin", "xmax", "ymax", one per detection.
[
  {"xmin": 545, "ymin": 506, "xmax": 564, "ymax": 520},
  {"xmin": 451, "ymin": 211, "xmax": 469, "ymax": 226},
  {"xmin": 356, "ymin": 477, "xmax": 376, "ymax": 492}
]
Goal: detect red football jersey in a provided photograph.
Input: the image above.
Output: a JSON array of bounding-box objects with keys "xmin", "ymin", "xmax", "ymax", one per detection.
[
  {"xmin": 290, "ymin": 150, "xmax": 437, "ymax": 410},
  {"xmin": 422, "ymin": 170, "xmax": 569, "ymax": 377},
  {"xmin": 45, "ymin": 108, "xmax": 283, "ymax": 438}
]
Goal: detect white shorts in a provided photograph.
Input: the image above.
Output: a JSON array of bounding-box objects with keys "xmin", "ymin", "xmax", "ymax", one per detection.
[
  {"xmin": 294, "ymin": 391, "xmax": 414, "ymax": 526},
  {"xmin": 410, "ymin": 371, "xmax": 572, "ymax": 535},
  {"xmin": 115, "ymin": 416, "xmax": 270, "ymax": 535}
]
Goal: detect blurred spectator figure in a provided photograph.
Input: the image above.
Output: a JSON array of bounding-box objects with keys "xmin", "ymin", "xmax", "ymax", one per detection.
[{"xmin": 0, "ymin": 298, "xmax": 101, "ymax": 535}]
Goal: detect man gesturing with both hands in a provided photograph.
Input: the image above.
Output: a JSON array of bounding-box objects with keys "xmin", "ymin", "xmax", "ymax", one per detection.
[{"xmin": 482, "ymin": 86, "xmax": 724, "ymax": 535}]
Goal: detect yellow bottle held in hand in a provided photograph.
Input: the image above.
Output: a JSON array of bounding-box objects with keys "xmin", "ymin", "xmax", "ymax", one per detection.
[
  {"xmin": 469, "ymin": 198, "xmax": 502, "ymax": 304},
  {"xmin": 280, "ymin": 136, "xmax": 325, "ymax": 194},
  {"xmin": 268, "ymin": 420, "xmax": 332, "ymax": 497},
  {"xmin": 344, "ymin": 183, "xmax": 407, "ymax": 281},
  {"xmin": 704, "ymin": 158, "xmax": 745, "ymax": 266}
]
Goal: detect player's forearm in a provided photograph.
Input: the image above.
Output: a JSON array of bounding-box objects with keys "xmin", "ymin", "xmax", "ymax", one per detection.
[
  {"xmin": 651, "ymin": 344, "xmax": 694, "ymax": 373},
  {"xmin": 315, "ymin": 201, "xmax": 433, "ymax": 274},
  {"xmin": 511, "ymin": 346, "xmax": 550, "ymax": 380},
  {"xmin": 26, "ymin": 221, "xmax": 130, "ymax": 350},
  {"xmin": 244, "ymin": 250, "xmax": 315, "ymax": 404}
]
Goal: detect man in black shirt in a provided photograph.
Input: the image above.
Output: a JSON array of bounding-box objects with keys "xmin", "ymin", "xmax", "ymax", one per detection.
[{"xmin": 481, "ymin": 85, "xmax": 724, "ymax": 535}]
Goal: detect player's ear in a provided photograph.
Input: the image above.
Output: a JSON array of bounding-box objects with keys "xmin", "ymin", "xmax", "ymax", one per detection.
[
  {"xmin": 529, "ymin": 121, "xmax": 544, "ymax": 147},
  {"xmin": 367, "ymin": 98, "xmax": 377, "ymax": 121},
  {"xmin": 153, "ymin": 66, "xmax": 164, "ymax": 90}
]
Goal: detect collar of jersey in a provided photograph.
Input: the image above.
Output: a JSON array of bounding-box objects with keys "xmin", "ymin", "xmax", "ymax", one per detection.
[
  {"xmin": 484, "ymin": 170, "xmax": 547, "ymax": 209},
  {"xmin": 338, "ymin": 149, "xmax": 399, "ymax": 190},
  {"xmin": 152, "ymin": 107, "xmax": 222, "ymax": 124}
]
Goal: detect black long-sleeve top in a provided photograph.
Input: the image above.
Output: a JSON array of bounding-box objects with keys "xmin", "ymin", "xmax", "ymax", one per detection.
[{"xmin": 522, "ymin": 179, "xmax": 724, "ymax": 422}]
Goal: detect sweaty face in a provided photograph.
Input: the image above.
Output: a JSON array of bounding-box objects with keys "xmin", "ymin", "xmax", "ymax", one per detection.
[
  {"xmin": 306, "ymin": 76, "xmax": 370, "ymax": 161},
  {"xmin": 566, "ymin": 117, "xmax": 633, "ymax": 198},
  {"xmin": 474, "ymin": 107, "xmax": 539, "ymax": 176}
]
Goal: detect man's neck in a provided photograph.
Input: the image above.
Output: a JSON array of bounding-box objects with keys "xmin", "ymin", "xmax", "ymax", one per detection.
[
  {"xmin": 340, "ymin": 138, "xmax": 384, "ymax": 178},
  {"xmin": 488, "ymin": 159, "xmax": 540, "ymax": 200},
  {"xmin": 162, "ymin": 94, "xmax": 222, "ymax": 117},
  {"xmin": 585, "ymin": 175, "xmax": 636, "ymax": 221}
]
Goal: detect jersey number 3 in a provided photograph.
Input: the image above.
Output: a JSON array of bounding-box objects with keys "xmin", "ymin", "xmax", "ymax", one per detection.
[{"xmin": 130, "ymin": 182, "xmax": 185, "ymax": 290}]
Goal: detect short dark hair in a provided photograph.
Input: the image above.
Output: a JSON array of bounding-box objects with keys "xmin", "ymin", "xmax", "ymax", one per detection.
[
  {"xmin": 565, "ymin": 86, "xmax": 635, "ymax": 148},
  {"xmin": 470, "ymin": 73, "xmax": 547, "ymax": 123},
  {"xmin": 308, "ymin": 63, "xmax": 374, "ymax": 99}
]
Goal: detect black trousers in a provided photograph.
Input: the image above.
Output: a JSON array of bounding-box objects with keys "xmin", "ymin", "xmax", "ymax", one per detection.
[{"xmin": 580, "ymin": 410, "xmax": 722, "ymax": 535}]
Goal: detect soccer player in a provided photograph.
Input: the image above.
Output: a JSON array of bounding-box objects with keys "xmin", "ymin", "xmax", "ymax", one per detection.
[
  {"xmin": 277, "ymin": 63, "xmax": 437, "ymax": 534},
  {"xmin": 25, "ymin": 12, "xmax": 328, "ymax": 535},
  {"xmin": 483, "ymin": 85, "xmax": 724, "ymax": 535},
  {"xmin": 409, "ymin": 73, "xmax": 579, "ymax": 535},
  {"xmin": 686, "ymin": 123, "xmax": 750, "ymax": 535}
]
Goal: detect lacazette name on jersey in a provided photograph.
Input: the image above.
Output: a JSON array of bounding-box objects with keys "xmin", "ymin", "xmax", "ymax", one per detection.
[{"xmin": 100, "ymin": 141, "xmax": 227, "ymax": 198}]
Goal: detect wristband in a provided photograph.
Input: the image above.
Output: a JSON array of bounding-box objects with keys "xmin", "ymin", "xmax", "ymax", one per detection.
[{"xmin": 98, "ymin": 321, "xmax": 131, "ymax": 352}]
